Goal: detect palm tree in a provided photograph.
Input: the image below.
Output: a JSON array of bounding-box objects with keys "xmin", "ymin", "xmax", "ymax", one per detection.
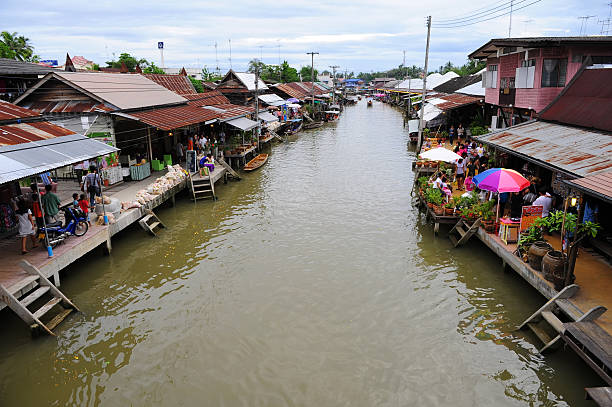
[{"xmin": 1, "ymin": 31, "xmax": 35, "ymax": 61}]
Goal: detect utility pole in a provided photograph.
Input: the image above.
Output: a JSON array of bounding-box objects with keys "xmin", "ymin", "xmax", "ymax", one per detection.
[
  {"xmin": 254, "ymin": 60, "xmax": 261, "ymax": 150},
  {"xmin": 417, "ymin": 16, "xmax": 432, "ymax": 152},
  {"xmin": 307, "ymin": 52, "xmax": 319, "ymax": 115},
  {"xmin": 508, "ymin": 0, "xmax": 514, "ymax": 37},
  {"xmin": 330, "ymin": 65, "xmax": 339, "ymax": 105},
  {"xmin": 403, "ymin": 50, "xmax": 406, "ymax": 79}
]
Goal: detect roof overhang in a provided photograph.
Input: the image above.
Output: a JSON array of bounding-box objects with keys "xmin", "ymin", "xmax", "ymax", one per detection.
[
  {"xmin": 0, "ymin": 134, "xmax": 118, "ymax": 184},
  {"xmin": 226, "ymin": 117, "xmax": 258, "ymax": 131}
]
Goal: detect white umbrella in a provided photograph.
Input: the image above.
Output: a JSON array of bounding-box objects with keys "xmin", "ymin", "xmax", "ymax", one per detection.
[{"xmin": 419, "ymin": 147, "xmax": 462, "ymax": 163}]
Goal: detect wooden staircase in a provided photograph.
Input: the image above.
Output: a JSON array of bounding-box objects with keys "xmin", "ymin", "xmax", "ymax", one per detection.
[
  {"xmin": 189, "ymin": 172, "xmax": 216, "ymax": 202},
  {"xmin": 448, "ymin": 218, "xmax": 481, "ymax": 247},
  {"xmin": 518, "ymin": 284, "xmax": 607, "ymax": 352},
  {"xmin": 0, "ymin": 261, "xmax": 79, "ymax": 337},
  {"xmin": 269, "ymin": 130, "xmax": 284, "ymax": 143},
  {"xmin": 216, "ymin": 156, "xmax": 241, "ymax": 180},
  {"xmin": 138, "ymin": 210, "xmax": 166, "ymax": 236}
]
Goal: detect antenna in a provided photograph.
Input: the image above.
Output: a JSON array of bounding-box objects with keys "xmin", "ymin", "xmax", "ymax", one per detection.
[
  {"xmin": 215, "ymin": 41, "xmax": 220, "ymax": 75},
  {"xmin": 578, "ymin": 15, "xmax": 596, "ymax": 36},
  {"xmin": 402, "ymin": 50, "xmax": 406, "ymax": 79},
  {"xmin": 229, "ymin": 39, "xmax": 232, "ymax": 70},
  {"xmin": 258, "ymin": 45, "xmax": 263, "ymax": 61},
  {"xmin": 508, "ymin": 0, "xmax": 514, "ymax": 37}
]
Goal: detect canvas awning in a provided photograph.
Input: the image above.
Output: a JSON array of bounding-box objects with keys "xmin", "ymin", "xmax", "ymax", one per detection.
[
  {"xmin": 0, "ymin": 134, "xmax": 119, "ymax": 184},
  {"xmin": 226, "ymin": 117, "xmax": 258, "ymax": 131},
  {"xmin": 257, "ymin": 112, "xmax": 277, "ymax": 123}
]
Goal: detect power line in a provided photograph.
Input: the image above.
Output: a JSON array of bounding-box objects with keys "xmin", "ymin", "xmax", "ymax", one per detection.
[
  {"xmin": 435, "ymin": 0, "xmax": 513, "ymax": 22},
  {"xmin": 432, "ymin": 0, "xmax": 543, "ymax": 28},
  {"xmin": 434, "ymin": 0, "xmax": 525, "ymax": 24}
]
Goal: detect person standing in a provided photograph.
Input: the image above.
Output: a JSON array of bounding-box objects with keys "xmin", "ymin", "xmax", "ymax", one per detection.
[
  {"xmin": 16, "ymin": 199, "xmax": 38, "ymax": 254},
  {"xmin": 41, "ymin": 184, "xmax": 61, "ymax": 224},
  {"xmin": 176, "ymin": 141, "xmax": 184, "ymax": 163},
  {"xmin": 448, "ymin": 125, "xmax": 455, "ymax": 146},
  {"xmin": 456, "ymin": 158, "xmax": 465, "ymax": 190},
  {"xmin": 84, "ymin": 167, "xmax": 101, "ymax": 208},
  {"xmin": 457, "ymin": 123, "xmax": 464, "ymax": 142}
]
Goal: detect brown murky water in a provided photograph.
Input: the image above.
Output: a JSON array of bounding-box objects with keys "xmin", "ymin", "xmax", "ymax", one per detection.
[{"xmin": 0, "ymin": 101, "xmax": 603, "ymax": 406}]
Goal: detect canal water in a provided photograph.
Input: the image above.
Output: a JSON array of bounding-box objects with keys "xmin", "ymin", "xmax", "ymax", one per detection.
[{"xmin": 0, "ymin": 101, "xmax": 601, "ymax": 406}]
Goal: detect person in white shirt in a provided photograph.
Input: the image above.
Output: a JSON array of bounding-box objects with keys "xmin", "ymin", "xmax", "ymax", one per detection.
[
  {"xmin": 532, "ymin": 191, "xmax": 553, "ymax": 217},
  {"xmin": 476, "ymin": 143, "xmax": 484, "ymax": 157}
]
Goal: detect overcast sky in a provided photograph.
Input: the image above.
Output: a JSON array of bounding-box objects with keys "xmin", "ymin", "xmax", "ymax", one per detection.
[{"xmin": 2, "ymin": 0, "xmax": 611, "ymax": 74}]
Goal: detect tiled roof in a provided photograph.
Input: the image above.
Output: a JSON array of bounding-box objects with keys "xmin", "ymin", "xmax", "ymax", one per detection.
[
  {"xmin": 143, "ymin": 74, "xmax": 197, "ymax": 96},
  {"xmin": 0, "ymin": 101, "xmax": 41, "ymax": 121}
]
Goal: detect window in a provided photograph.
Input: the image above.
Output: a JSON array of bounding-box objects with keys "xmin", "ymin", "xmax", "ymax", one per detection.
[
  {"xmin": 521, "ymin": 59, "xmax": 536, "ymax": 67},
  {"xmin": 482, "ymin": 64, "xmax": 498, "ymax": 89},
  {"xmin": 541, "ymin": 59, "xmax": 567, "ymax": 87},
  {"xmin": 500, "ymin": 77, "xmax": 515, "ymax": 89}
]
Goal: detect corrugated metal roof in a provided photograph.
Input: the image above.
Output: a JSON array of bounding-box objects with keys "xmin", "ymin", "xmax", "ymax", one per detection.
[
  {"xmin": 0, "ymin": 134, "xmax": 118, "ymax": 184},
  {"xmin": 433, "ymin": 94, "xmax": 482, "ymax": 110},
  {"xmin": 232, "ymin": 72, "xmax": 269, "ymax": 91},
  {"xmin": 258, "ymin": 112, "xmax": 277, "ymax": 122},
  {"xmin": 476, "ymin": 121, "xmax": 612, "ymax": 177},
  {"xmin": 0, "ymin": 122, "xmax": 74, "ymax": 146},
  {"xmin": 22, "ymin": 100, "xmax": 113, "ymax": 113},
  {"xmin": 539, "ymin": 66, "xmax": 612, "ymax": 132},
  {"xmin": 0, "ymin": 58, "xmax": 56, "ymax": 75},
  {"xmin": 566, "ymin": 170, "xmax": 612, "ymax": 203},
  {"xmin": 185, "ymin": 91, "xmax": 231, "ymax": 106},
  {"xmin": 121, "ymin": 105, "xmax": 221, "ymax": 131},
  {"xmin": 469, "ymin": 36, "xmax": 612, "ymax": 59},
  {"xmin": 16, "ymin": 72, "xmax": 187, "ymax": 110},
  {"xmin": 258, "ymin": 93, "xmax": 286, "ymax": 106},
  {"xmin": 143, "ymin": 74, "xmax": 197, "ymax": 95},
  {"xmin": 226, "ymin": 117, "xmax": 257, "ymax": 131},
  {"xmin": 0, "ymin": 101, "xmax": 41, "ymax": 121}
]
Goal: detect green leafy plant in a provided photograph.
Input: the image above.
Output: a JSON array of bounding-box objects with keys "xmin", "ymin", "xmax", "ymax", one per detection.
[
  {"xmin": 425, "ymin": 187, "xmax": 444, "ymax": 206},
  {"xmin": 578, "ymin": 221, "xmax": 601, "ymax": 238},
  {"xmin": 517, "ymin": 225, "xmax": 544, "ymax": 252},
  {"xmin": 418, "ymin": 176, "xmax": 429, "ymax": 189}
]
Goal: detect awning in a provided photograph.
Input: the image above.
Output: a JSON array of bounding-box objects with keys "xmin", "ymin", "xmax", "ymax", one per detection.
[
  {"xmin": 226, "ymin": 117, "xmax": 258, "ymax": 131},
  {"xmin": 257, "ymin": 112, "xmax": 277, "ymax": 123},
  {"xmin": 0, "ymin": 134, "xmax": 119, "ymax": 184},
  {"xmin": 258, "ymin": 94, "xmax": 286, "ymax": 106},
  {"xmin": 114, "ymin": 105, "xmax": 220, "ymax": 131},
  {"xmin": 565, "ymin": 170, "xmax": 612, "ymax": 204},
  {"xmin": 475, "ymin": 121, "xmax": 612, "ymax": 178}
]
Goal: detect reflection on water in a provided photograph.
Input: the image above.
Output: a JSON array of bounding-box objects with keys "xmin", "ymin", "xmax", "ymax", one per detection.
[{"xmin": 0, "ymin": 101, "xmax": 603, "ymax": 406}]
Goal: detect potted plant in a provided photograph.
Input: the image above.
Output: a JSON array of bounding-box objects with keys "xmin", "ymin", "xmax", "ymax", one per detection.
[
  {"xmin": 516, "ymin": 225, "xmax": 545, "ymax": 262},
  {"xmin": 444, "ymin": 202, "xmax": 454, "ymax": 216},
  {"xmin": 478, "ymin": 200, "xmax": 496, "ymax": 233}
]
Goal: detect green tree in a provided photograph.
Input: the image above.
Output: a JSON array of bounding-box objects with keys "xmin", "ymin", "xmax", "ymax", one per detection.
[
  {"xmin": 143, "ymin": 62, "xmax": 165, "ymax": 74},
  {"xmin": 189, "ymin": 77, "xmax": 204, "ymax": 93},
  {"xmin": 106, "ymin": 53, "xmax": 149, "ymax": 72},
  {"xmin": 279, "ymin": 61, "xmax": 299, "ymax": 82},
  {"xmin": 300, "ymin": 65, "xmax": 318, "ymax": 81},
  {"xmin": 201, "ymin": 66, "xmax": 223, "ymax": 81},
  {"xmin": 0, "ymin": 31, "xmax": 38, "ymax": 61}
]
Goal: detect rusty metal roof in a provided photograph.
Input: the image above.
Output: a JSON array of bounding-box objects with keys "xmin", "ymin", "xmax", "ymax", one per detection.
[
  {"xmin": 184, "ymin": 91, "xmax": 231, "ymax": 106},
  {"xmin": 469, "ymin": 36, "xmax": 612, "ymax": 59},
  {"xmin": 22, "ymin": 100, "xmax": 114, "ymax": 114},
  {"xmin": 566, "ymin": 170, "xmax": 612, "ymax": 203},
  {"xmin": 143, "ymin": 74, "xmax": 196, "ymax": 95},
  {"xmin": 434, "ymin": 94, "xmax": 482, "ymax": 110},
  {"xmin": 0, "ymin": 121, "xmax": 75, "ymax": 146},
  {"xmin": 0, "ymin": 101, "xmax": 41, "ymax": 121},
  {"xmin": 539, "ymin": 66, "xmax": 612, "ymax": 132},
  {"xmin": 121, "ymin": 105, "xmax": 220, "ymax": 131},
  {"xmin": 476, "ymin": 121, "xmax": 612, "ymax": 177}
]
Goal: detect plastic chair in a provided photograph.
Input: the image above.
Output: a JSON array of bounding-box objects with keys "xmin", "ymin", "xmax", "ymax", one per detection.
[
  {"xmin": 163, "ymin": 155, "xmax": 172, "ymax": 167},
  {"xmin": 151, "ymin": 159, "xmax": 165, "ymax": 171}
]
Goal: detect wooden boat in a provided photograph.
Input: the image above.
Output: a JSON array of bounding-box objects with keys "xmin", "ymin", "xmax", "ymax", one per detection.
[
  {"xmin": 304, "ymin": 121, "xmax": 324, "ymax": 130},
  {"xmin": 287, "ymin": 121, "xmax": 303, "ymax": 134},
  {"xmin": 243, "ymin": 154, "xmax": 268, "ymax": 171}
]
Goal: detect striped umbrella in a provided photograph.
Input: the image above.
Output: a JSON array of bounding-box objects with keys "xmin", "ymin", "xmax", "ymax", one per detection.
[{"xmin": 472, "ymin": 168, "xmax": 529, "ymax": 193}]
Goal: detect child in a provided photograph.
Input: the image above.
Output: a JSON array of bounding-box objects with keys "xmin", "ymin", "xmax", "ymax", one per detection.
[
  {"xmin": 16, "ymin": 199, "xmax": 38, "ymax": 254},
  {"xmin": 72, "ymin": 193, "xmax": 79, "ymax": 208},
  {"xmin": 78, "ymin": 194, "xmax": 91, "ymax": 226},
  {"xmin": 31, "ymin": 194, "xmax": 44, "ymax": 231},
  {"xmin": 464, "ymin": 175, "xmax": 474, "ymax": 192}
]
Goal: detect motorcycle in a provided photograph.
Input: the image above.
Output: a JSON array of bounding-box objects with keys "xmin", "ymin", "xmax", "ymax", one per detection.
[{"xmin": 38, "ymin": 206, "xmax": 89, "ymax": 248}]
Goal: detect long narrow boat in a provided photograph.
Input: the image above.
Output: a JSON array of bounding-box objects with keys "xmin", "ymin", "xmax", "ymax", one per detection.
[
  {"xmin": 243, "ymin": 154, "xmax": 268, "ymax": 171},
  {"xmin": 304, "ymin": 121, "xmax": 324, "ymax": 130}
]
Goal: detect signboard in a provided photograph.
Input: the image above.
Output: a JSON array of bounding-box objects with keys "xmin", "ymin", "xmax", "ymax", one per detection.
[
  {"xmin": 408, "ymin": 119, "xmax": 419, "ymax": 134},
  {"xmin": 520, "ymin": 205, "xmax": 543, "ymax": 232},
  {"xmin": 40, "ymin": 59, "xmax": 58, "ymax": 66},
  {"xmin": 158, "ymin": 42, "xmax": 164, "ymax": 49}
]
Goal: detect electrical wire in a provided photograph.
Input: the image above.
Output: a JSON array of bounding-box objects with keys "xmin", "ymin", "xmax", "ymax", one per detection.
[
  {"xmin": 435, "ymin": 0, "xmax": 518, "ymax": 23},
  {"xmin": 432, "ymin": 0, "xmax": 543, "ymax": 28}
]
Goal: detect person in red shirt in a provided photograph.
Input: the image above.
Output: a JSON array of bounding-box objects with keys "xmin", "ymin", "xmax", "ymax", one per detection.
[{"xmin": 78, "ymin": 194, "xmax": 91, "ymax": 225}]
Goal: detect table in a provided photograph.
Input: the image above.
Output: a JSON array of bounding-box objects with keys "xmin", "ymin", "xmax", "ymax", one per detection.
[
  {"xmin": 129, "ymin": 162, "xmax": 151, "ymax": 181},
  {"xmin": 499, "ymin": 218, "xmax": 520, "ymax": 244}
]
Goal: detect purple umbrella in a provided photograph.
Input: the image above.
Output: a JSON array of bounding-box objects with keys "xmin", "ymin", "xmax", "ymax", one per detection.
[{"xmin": 287, "ymin": 98, "xmax": 300, "ymax": 103}]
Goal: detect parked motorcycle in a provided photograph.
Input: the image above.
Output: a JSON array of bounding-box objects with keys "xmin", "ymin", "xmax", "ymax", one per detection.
[{"xmin": 38, "ymin": 206, "xmax": 89, "ymax": 248}]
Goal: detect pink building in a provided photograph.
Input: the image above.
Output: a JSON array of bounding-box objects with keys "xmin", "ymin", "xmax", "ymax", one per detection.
[{"xmin": 469, "ymin": 37, "xmax": 612, "ymax": 127}]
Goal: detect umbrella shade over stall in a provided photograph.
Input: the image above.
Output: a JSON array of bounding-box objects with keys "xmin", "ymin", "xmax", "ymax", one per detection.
[
  {"xmin": 472, "ymin": 168, "xmax": 529, "ymax": 193},
  {"xmin": 287, "ymin": 98, "xmax": 300, "ymax": 103},
  {"xmin": 419, "ymin": 147, "xmax": 462, "ymax": 163}
]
